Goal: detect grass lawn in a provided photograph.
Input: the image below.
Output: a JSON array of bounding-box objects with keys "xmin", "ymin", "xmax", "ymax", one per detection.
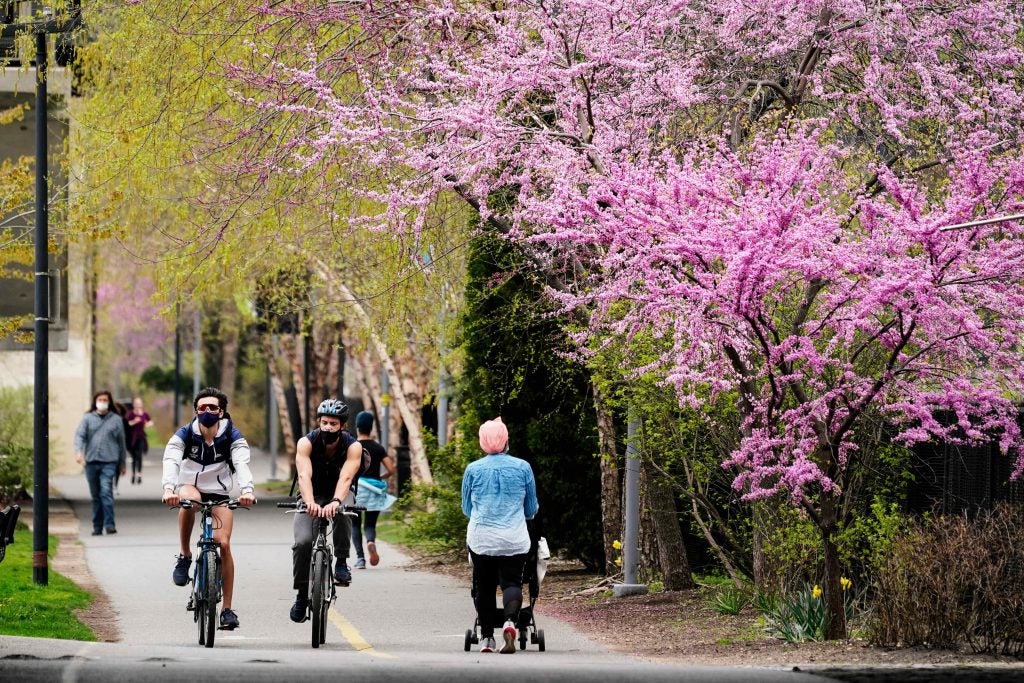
[
  {"xmin": 373, "ymin": 515, "xmax": 418, "ymax": 547},
  {"xmin": 0, "ymin": 524, "xmax": 96, "ymax": 640}
]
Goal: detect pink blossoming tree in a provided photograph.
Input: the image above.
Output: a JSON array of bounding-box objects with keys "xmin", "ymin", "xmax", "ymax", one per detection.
[{"xmin": 219, "ymin": 0, "xmax": 1024, "ymax": 637}]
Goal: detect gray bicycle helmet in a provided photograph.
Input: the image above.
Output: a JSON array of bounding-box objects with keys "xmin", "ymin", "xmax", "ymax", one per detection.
[{"xmin": 316, "ymin": 398, "xmax": 349, "ymax": 422}]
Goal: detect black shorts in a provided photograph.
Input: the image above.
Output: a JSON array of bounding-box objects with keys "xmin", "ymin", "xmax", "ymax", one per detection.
[{"xmin": 199, "ymin": 492, "xmax": 230, "ymax": 504}]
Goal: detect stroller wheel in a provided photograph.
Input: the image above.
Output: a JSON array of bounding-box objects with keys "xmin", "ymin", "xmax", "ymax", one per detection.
[
  {"xmin": 531, "ymin": 631, "xmax": 537, "ymax": 644},
  {"xmin": 537, "ymin": 629, "xmax": 545, "ymax": 652},
  {"xmin": 464, "ymin": 629, "xmax": 473, "ymax": 652},
  {"xmin": 519, "ymin": 632, "xmax": 527, "ymax": 650}
]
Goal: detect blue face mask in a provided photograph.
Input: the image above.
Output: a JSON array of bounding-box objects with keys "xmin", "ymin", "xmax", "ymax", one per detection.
[{"xmin": 197, "ymin": 411, "xmax": 220, "ymax": 428}]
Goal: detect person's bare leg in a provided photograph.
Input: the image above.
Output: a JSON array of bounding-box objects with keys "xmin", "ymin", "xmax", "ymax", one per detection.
[
  {"xmin": 177, "ymin": 485, "xmax": 201, "ymax": 557},
  {"xmin": 213, "ymin": 507, "xmax": 235, "ymax": 609}
]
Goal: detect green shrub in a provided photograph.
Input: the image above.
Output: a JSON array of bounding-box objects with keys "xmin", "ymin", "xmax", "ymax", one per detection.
[
  {"xmin": 0, "ymin": 386, "xmax": 32, "ymax": 505},
  {"xmin": 389, "ymin": 432, "xmax": 468, "ymax": 553}
]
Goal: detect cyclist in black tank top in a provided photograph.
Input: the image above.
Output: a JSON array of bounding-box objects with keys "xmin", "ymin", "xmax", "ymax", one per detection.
[
  {"xmin": 288, "ymin": 398, "xmax": 364, "ymax": 623},
  {"xmin": 352, "ymin": 411, "xmax": 395, "ymax": 569}
]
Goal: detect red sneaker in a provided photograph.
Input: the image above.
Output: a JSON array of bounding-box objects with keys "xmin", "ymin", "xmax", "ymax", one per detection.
[
  {"xmin": 368, "ymin": 541, "xmax": 380, "ymax": 566},
  {"xmin": 500, "ymin": 620, "xmax": 517, "ymax": 654}
]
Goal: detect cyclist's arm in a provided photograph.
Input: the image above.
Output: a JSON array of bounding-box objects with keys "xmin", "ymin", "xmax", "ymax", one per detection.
[
  {"xmin": 161, "ymin": 430, "xmax": 186, "ymax": 504},
  {"xmin": 327, "ymin": 441, "xmax": 363, "ymax": 512},
  {"xmin": 228, "ymin": 430, "xmax": 255, "ymax": 495},
  {"xmin": 295, "ymin": 437, "xmax": 319, "ymax": 514}
]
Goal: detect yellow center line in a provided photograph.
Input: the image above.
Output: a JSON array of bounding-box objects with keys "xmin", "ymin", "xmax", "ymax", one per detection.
[{"xmin": 329, "ymin": 607, "xmax": 396, "ymax": 658}]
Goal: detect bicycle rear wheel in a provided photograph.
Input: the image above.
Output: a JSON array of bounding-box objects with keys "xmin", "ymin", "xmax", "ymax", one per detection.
[
  {"xmin": 311, "ymin": 550, "xmax": 326, "ymax": 648},
  {"xmin": 203, "ymin": 551, "xmax": 219, "ymax": 648}
]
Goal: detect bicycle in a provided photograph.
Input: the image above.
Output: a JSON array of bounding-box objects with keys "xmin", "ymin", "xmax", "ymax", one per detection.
[
  {"xmin": 175, "ymin": 498, "xmax": 248, "ymax": 648},
  {"xmin": 278, "ymin": 500, "xmax": 365, "ymax": 648}
]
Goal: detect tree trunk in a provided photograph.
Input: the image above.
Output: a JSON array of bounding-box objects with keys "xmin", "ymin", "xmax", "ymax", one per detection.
[
  {"xmin": 752, "ymin": 502, "xmax": 768, "ymax": 591},
  {"xmin": 262, "ymin": 337, "xmax": 295, "ymax": 458},
  {"xmin": 309, "ymin": 260, "xmax": 434, "ymax": 486},
  {"xmin": 220, "ymin": 325, "xmax": 239, "ymax": 395},
  {"xmin": 592, "ymin": 379, "xmax": 622, "ymax": 575},
  {"xmin": 820, "ymin": 499, "xmax": 847, "ymax": 640},
  {"xmin": 641, "ymin": 459, "xmax": 696, "ymax": 590}
]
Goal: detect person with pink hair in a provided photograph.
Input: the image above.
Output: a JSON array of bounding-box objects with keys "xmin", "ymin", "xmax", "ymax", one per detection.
[{"xmin": 461, "ymin": 417, "xmax": 539, "ymax": 653}]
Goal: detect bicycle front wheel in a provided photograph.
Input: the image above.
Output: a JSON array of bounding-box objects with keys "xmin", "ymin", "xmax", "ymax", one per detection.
[
  {"xmin": 310, "ymin": 550, "xmax": 326, "ymax": 648},
  {"xmin": 203, "ymin": 551, "xmax": 219, "ymax": 648}
]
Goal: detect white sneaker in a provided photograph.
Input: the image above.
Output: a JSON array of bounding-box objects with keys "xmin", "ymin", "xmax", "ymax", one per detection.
[
  {"xmin": 479, "ymin": 637, "xmax": 496, "ymax": 653},
  {"xmin": 500, "ymin": 620, "xmax": 517, "ymax": 654}
]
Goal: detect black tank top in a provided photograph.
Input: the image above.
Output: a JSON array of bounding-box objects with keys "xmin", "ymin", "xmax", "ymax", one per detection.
[{"xmin": 306, "ymin": 429, "xmax": 357, "ymax": 499}]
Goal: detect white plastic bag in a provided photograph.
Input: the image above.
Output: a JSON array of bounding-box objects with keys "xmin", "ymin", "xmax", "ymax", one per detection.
[{"xmin": 536, "ymin": 536, "xmax": 550, "ymax": 586}]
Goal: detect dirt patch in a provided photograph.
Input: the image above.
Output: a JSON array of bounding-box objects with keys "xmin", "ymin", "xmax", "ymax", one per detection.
[
  {"xmin": 406, "ymin": 550, "xmax": 1024, "ymax": 669},
  {"xmin": 27, "ymin": 498, "xmax": 121, "ymax": 643}
]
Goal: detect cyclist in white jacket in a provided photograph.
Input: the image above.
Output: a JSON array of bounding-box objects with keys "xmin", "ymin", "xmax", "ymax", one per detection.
[{"xmin": 161, "ymin": 387, "xmax": 256, "ymax": 630}]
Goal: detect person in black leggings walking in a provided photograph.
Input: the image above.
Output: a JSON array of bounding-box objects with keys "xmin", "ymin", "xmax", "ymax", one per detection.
[{"xmin": 352, "ymin": 411, "xmax": 396, "ymax": 569}]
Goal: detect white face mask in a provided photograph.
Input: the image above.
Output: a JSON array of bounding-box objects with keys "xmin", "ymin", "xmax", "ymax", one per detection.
[{"xmin": 96, "ymin": 401, "xmax": 109, "ymax": 412}]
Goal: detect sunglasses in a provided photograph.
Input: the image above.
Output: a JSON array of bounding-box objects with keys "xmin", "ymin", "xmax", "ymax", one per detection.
[{"xmin": 196, "ymin": 404, "xmax": 221, "ymax": 413}]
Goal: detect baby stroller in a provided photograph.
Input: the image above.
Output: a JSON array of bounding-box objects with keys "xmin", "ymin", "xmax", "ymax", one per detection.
[{"xmin": 464, "ymin": 524, "xmax": 550, "ymax": 652}]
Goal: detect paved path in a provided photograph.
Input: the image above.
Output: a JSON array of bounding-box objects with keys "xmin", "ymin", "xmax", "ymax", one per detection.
[
  {"xmin": 44, "ymin": 451, "xmax": 608, "ymax": 654},
  {"xmin": 0, "ymin": 451, "xmax": 836, "ymax": 681}
]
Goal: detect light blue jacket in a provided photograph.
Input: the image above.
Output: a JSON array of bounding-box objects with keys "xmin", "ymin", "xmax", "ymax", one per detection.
[{"xmin": 461, "ymin": 453, "xmax": 539, "ymax": 556}]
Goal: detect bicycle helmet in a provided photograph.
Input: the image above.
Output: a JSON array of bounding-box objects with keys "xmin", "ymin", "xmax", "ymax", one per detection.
[{"xmin": 316, "ymin": 398, "xmax": 349, "ymax": 422}]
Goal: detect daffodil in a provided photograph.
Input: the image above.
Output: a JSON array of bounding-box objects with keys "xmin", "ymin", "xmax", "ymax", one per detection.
[
  {"xmin": 614, "ymin": 557, "xmax": 623, "ymax": 567},
  {"xmin": 840, "ymin": 577, "xmax": 852, "ymax": 591},
  {"xmin": 612, "ymin": 540, "xmax": 622, "ymax": 550},
  {"xmin": 812, "ymin": 585, "xmax": 822, "ymax": 599}
]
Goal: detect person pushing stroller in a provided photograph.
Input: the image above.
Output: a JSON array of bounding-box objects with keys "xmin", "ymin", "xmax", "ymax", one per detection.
[{"xmin": 461, "ymin": 417, "xmax": 539, "ymax": 654}]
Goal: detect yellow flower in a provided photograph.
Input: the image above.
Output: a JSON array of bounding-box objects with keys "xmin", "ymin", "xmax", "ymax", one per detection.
[
  {"xmin": 812, "ymin": 585, "xmax": 822, "ymax": 599},
  {"xmin": 612, "ymin": 540, "xmax": 622, "ymax": 550},
  {"xmin": 840, "ymin": 577, "xmax": 852, "ymax": 591},
  {"xmin": 614, "ymin": 557, "xmax": 623, "ymax": 567}
]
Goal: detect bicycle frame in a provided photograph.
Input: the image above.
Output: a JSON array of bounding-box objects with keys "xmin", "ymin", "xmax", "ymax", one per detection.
[
  {"xmin": 278, "ymin": 500, "xmax": 364, "ymax": 648},
  {"xmin": 177, "ymin": 498, "xmax": 243, "ymax": 648}
]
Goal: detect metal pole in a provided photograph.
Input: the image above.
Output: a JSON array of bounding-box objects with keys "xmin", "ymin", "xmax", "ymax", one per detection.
[
  {"xmin": 173, "ymin": 307, "xmax": 181, "ymax": 426},
  {"xmin": 192, "ymin": 309, "xmax": 201, "ymax": 396},
  {"xmin": 614, "ymin": 406, "xmax": 647, "ymax": 597},
  {"xmin": 267, "ymin": 364, "xmax": 278, "ymax": 480},
  {"xmin": 31, "ymin": 31, "xmax": 49, "ymax": 586},
  {"xmin": 380, "ymin": 367, "xmax": 390, "ymax": 454}
]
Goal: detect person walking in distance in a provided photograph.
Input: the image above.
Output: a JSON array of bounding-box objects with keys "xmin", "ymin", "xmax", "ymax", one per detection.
[
  {"xmin": 461, "ymin": 417, "xmax": 539, "ymax": 654},
  {"xmin": 289, "ymin": 398, "xmax": 364, "ymax": 622},
  {"xmin": 351, "ymin": 411, "xmax": 396, "ymax": 569},
  {"xmin": 125, "ymin": 397, "xmax": 153, "ymax": 485},
  {"xmin": 161, "ymin": 387, "xmax": 256, "ymax": 631},
  {"xmin": 74, "ymin": 390, "xmax": 127, "ymax": 536}
]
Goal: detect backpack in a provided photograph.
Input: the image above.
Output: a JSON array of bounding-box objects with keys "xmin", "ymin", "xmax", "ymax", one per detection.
[{"xmin": 181, "ymin": 418, "xmax": 237, "ymax": 474}]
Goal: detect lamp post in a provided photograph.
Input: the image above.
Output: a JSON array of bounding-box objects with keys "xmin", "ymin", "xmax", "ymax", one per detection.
[{"xmin": 2, "ymin": 6, "xmax": 82, "ymax": 586}]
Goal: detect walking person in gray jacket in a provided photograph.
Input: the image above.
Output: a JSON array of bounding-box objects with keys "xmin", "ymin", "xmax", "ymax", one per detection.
[{"xmin": 74, "ymin": 390, "xmax": 127, "ymax": 535}]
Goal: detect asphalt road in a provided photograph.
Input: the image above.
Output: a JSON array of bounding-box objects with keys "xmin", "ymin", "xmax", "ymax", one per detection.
[{"xmin": 3, "ymin": 453, "xmax": 1013, "ymax": 681}]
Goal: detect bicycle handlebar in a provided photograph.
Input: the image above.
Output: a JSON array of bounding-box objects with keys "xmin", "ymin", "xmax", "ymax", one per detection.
[
  {"xmin": 277, "ymin": 501, "xmax": 366, "ymax": 514},
  {"xmin": 176, "ymin": 498, "xmax": 251, "ymax": 511}
]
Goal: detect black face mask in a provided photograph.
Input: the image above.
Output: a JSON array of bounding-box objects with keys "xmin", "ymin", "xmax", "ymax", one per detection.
[{"xmin": 321, "ymin": 430, "xmax": 340, "ymax": 445}]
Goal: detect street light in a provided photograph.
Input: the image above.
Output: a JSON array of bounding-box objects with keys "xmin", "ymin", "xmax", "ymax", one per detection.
[{"xmin": 1, "ymin": 3, "xmax": 81, "ymax": 586}]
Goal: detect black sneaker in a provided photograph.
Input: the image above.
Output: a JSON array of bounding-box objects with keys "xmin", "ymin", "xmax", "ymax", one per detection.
[
  {"xmin": 105, "ymin": 527, "xmax": 117, "ymax": 535},
  {"xmin": 220, "ymin": 608, "xmax": 239, "ymax": 630},
  {"xmin": 91, "ymin": 529, "xmax": 102, "ymax": 536},
  {"xmin": 334, "ymin": 561, "xmax": 352, "ymax": 585},
  {"xmin": 172, "ymin": 554, "xmax": 192, "ymax": 586},
  {"xmin": 290, "ymin": 595, "xmax": 308, "ymax": 623}
]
